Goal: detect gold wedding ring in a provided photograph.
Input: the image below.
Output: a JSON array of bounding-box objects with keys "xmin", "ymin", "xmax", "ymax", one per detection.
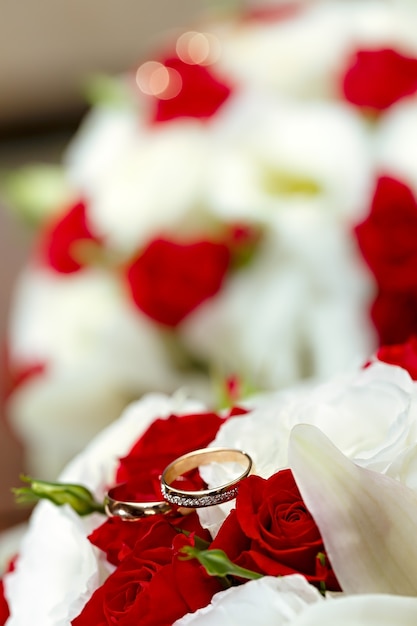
[
  {"xmin": 160, "ymin": 447, "xmax": 253, "ymax": 508},
  {"xmin": 104, "ymin": 447, "xmax": 253, "ymax": 521},
  {"xmin": 104, "ymin": 486, "xmax": 172, "ymax": 521}
]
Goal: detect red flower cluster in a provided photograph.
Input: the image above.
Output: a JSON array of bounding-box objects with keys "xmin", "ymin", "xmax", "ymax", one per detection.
[
  {"xmin": 342, "ymin": 48, "xmax": 417, "ymax": 112},
  {"xmin": 355, "ymin": 176, "xmax": 417, "ymax": 345},
  {"xmin": 36, "ymin": 196, "xmax": 259, "ymax": 327},
  {"xmin": 71, "ymin": 404, "xmax": 338, "ymax": 625},
  {"xmin": 73, "ymin": 520, "xmax": 222, "ymax": 626},
  {"xmin": 72, "ymin": 406, "xmax": 242, "ymax": 624}
]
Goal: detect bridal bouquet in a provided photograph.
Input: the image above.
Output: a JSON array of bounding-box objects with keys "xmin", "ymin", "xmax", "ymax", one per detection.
[
  {"xmin": 2, "ymin": 337, "xmax": 417, "ymax": 625},
  {"xmin": 6, "ymin": 0, "xmax": 417, "ymax": 477}
]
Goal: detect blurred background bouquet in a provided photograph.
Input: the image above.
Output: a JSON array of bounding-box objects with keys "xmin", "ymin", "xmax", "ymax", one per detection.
[{"xmin": 4, "ymin": 0, "xmax": 417, "ymax": 479}]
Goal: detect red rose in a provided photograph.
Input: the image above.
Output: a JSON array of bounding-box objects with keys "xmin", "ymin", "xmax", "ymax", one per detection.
[
  {"xmin": 72, "ymin": 522, "xmax": 222, "ymax": 626},
  {"xmin": 355, "ymin": 176, "xmax": 417, "ymax": 345},
  {"xmin": 125, "ymin": 237, "xmax": 231, "ymax": 326},
  {"xmin": 376, "ymin": 336, "xmax": 417, "ymax": 380},
  {"xmin": 342, "ymin": 48, "xmax": 417, "ymax": 111},
  {"xmin": 0, "ymin": 557, "xmax": 16, "ymax": 625},
  {"xmin": 0, "ymin": 580, "xmax": 9, "ymax": 626},
  {"xmin": 355, "ymin": 176, "xmax": 417, "ymax": 293},
  {"xmin": 150, "ymin": 56, "xmax": 232, "ymax": 123},
  {"xmin": 89, "ymin": 509, "xmax": 212, "ymax": 567},
  {"xmin": 72, "ymin": 518, "xmax": 177, "ymax": 625},
  {"xmin": 212, "ymin": 469, "xmax": 339, "ymax": 591},
  {"xmin": 37, "ymin": 200, "xmax": 102, "ymax": 274},
  {"xmin": 116, "ymin": 411, "xmax": 227, "ymax": 493}
]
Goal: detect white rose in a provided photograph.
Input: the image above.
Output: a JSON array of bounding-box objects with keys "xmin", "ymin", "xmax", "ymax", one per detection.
[
  {"xmin": 182, "ymin": 207, "xmax": 375, "ymax": 391},
  {"xmin": 207, "ymin": 93, "xmax": 373, "ymax": 224},
  {"xmin": 7, "ymin": 267, "xmax": 209, "ymax": 477},
  {"xmin": 64, "ymin": 104, "xmax": 140, "ymax": 197},
  {"xmin": 198, "ymin": 362, "xmax": 417, "ymax": 534},
  {"xmin": 86, "ymin": 121, "xmax": 213, "ymax": 254}
]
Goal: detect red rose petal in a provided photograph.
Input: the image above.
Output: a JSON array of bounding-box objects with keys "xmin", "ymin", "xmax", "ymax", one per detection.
[
  {"xmin": 37, "ymin": 200, "xmax": 101, "ymax": 274},
  {"xmin": 150, "ymin": 56, "xmax": 232, "ymax": 123},
  {"xmin": 342, "ymin": 48, "xmax": 417, "ymax": 111},
  {"xmin": 0, "ymin": 580, "xmax": 9, "ymax": 626},
  {"xmin": 354, "ymin": 176, "xmax": 417, "ymax": 345},
  {"xmin": 125, "ymin": 238, "xmax": 231, "ymax": 327}
]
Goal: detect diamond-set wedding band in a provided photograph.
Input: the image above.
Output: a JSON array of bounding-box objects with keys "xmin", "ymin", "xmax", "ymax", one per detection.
[
  {"xmin": 160, "ymin": 447, "xmax": 253, "ymax": 508},
  {"xmin": 104, "ymin": 447, "xmax": 253, "ymax": 520}
]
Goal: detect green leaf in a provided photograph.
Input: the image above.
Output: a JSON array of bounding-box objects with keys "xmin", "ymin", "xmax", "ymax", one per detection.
[
  {"xmin": 13, "ymin": 475, "xmax": 105, "ymax": 516},
  {"xmin": 180, "ymin": 546, "xmax": 262, "ymax": 580}
]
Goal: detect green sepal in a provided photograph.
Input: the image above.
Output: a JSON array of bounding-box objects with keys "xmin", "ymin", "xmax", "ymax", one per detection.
[
  {"xmin": 0, "ymin": 164, "xmax": 70, "ymax": 226},
  {"xmin": 83, "ymin": 73, "xmax": 136, "ymax": 108},
  {"xmin": 13, "ymin": 475, "xmax": 105, "ymax": 516},
  {"xmin": 180, "ymin": 546, "xmax": 262, "ymax": 580}
]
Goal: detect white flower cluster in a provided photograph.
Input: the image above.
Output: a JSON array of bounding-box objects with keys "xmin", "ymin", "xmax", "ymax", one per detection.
[{"xmin": 6, "ymin": 0, "xmax": 417, "ymax": 478}]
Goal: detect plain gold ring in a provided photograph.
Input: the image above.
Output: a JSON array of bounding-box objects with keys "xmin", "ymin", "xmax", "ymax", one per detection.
[{"xmin": 104, "ymin": 485, "xmax": 172, "ymax": 521}]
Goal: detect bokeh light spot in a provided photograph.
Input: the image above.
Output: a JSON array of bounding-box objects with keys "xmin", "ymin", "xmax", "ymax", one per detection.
[
  {"xmin": 136, "ymin": 61, "xmax": 182, "ymax": 99},
  {"xmin": 176, "ymin": 31, "xmax": 221, "ymax": 66}
]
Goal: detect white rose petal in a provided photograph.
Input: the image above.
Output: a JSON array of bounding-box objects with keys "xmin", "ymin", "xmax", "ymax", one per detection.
[
  {"xmin": 292, "ymin": 593, "xmax": 417, "ymax": 626},
  {"xmin": 4, "ymin": 503, "xmax": 99, "ymax": 626},
  {"xmin": 64, "ymin": 105, "xmax": 140, "ymax": 196},
  {"xmin": 376, "ymin": 96, "xmax": 417, "ymax": 197},
  {"xmin": 87, "ymin": 122, "xmax": 212, "ymax": 253},
  {"xmin": 173, "ymin": 575, "xmax": 323, "ymax": 626}
]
